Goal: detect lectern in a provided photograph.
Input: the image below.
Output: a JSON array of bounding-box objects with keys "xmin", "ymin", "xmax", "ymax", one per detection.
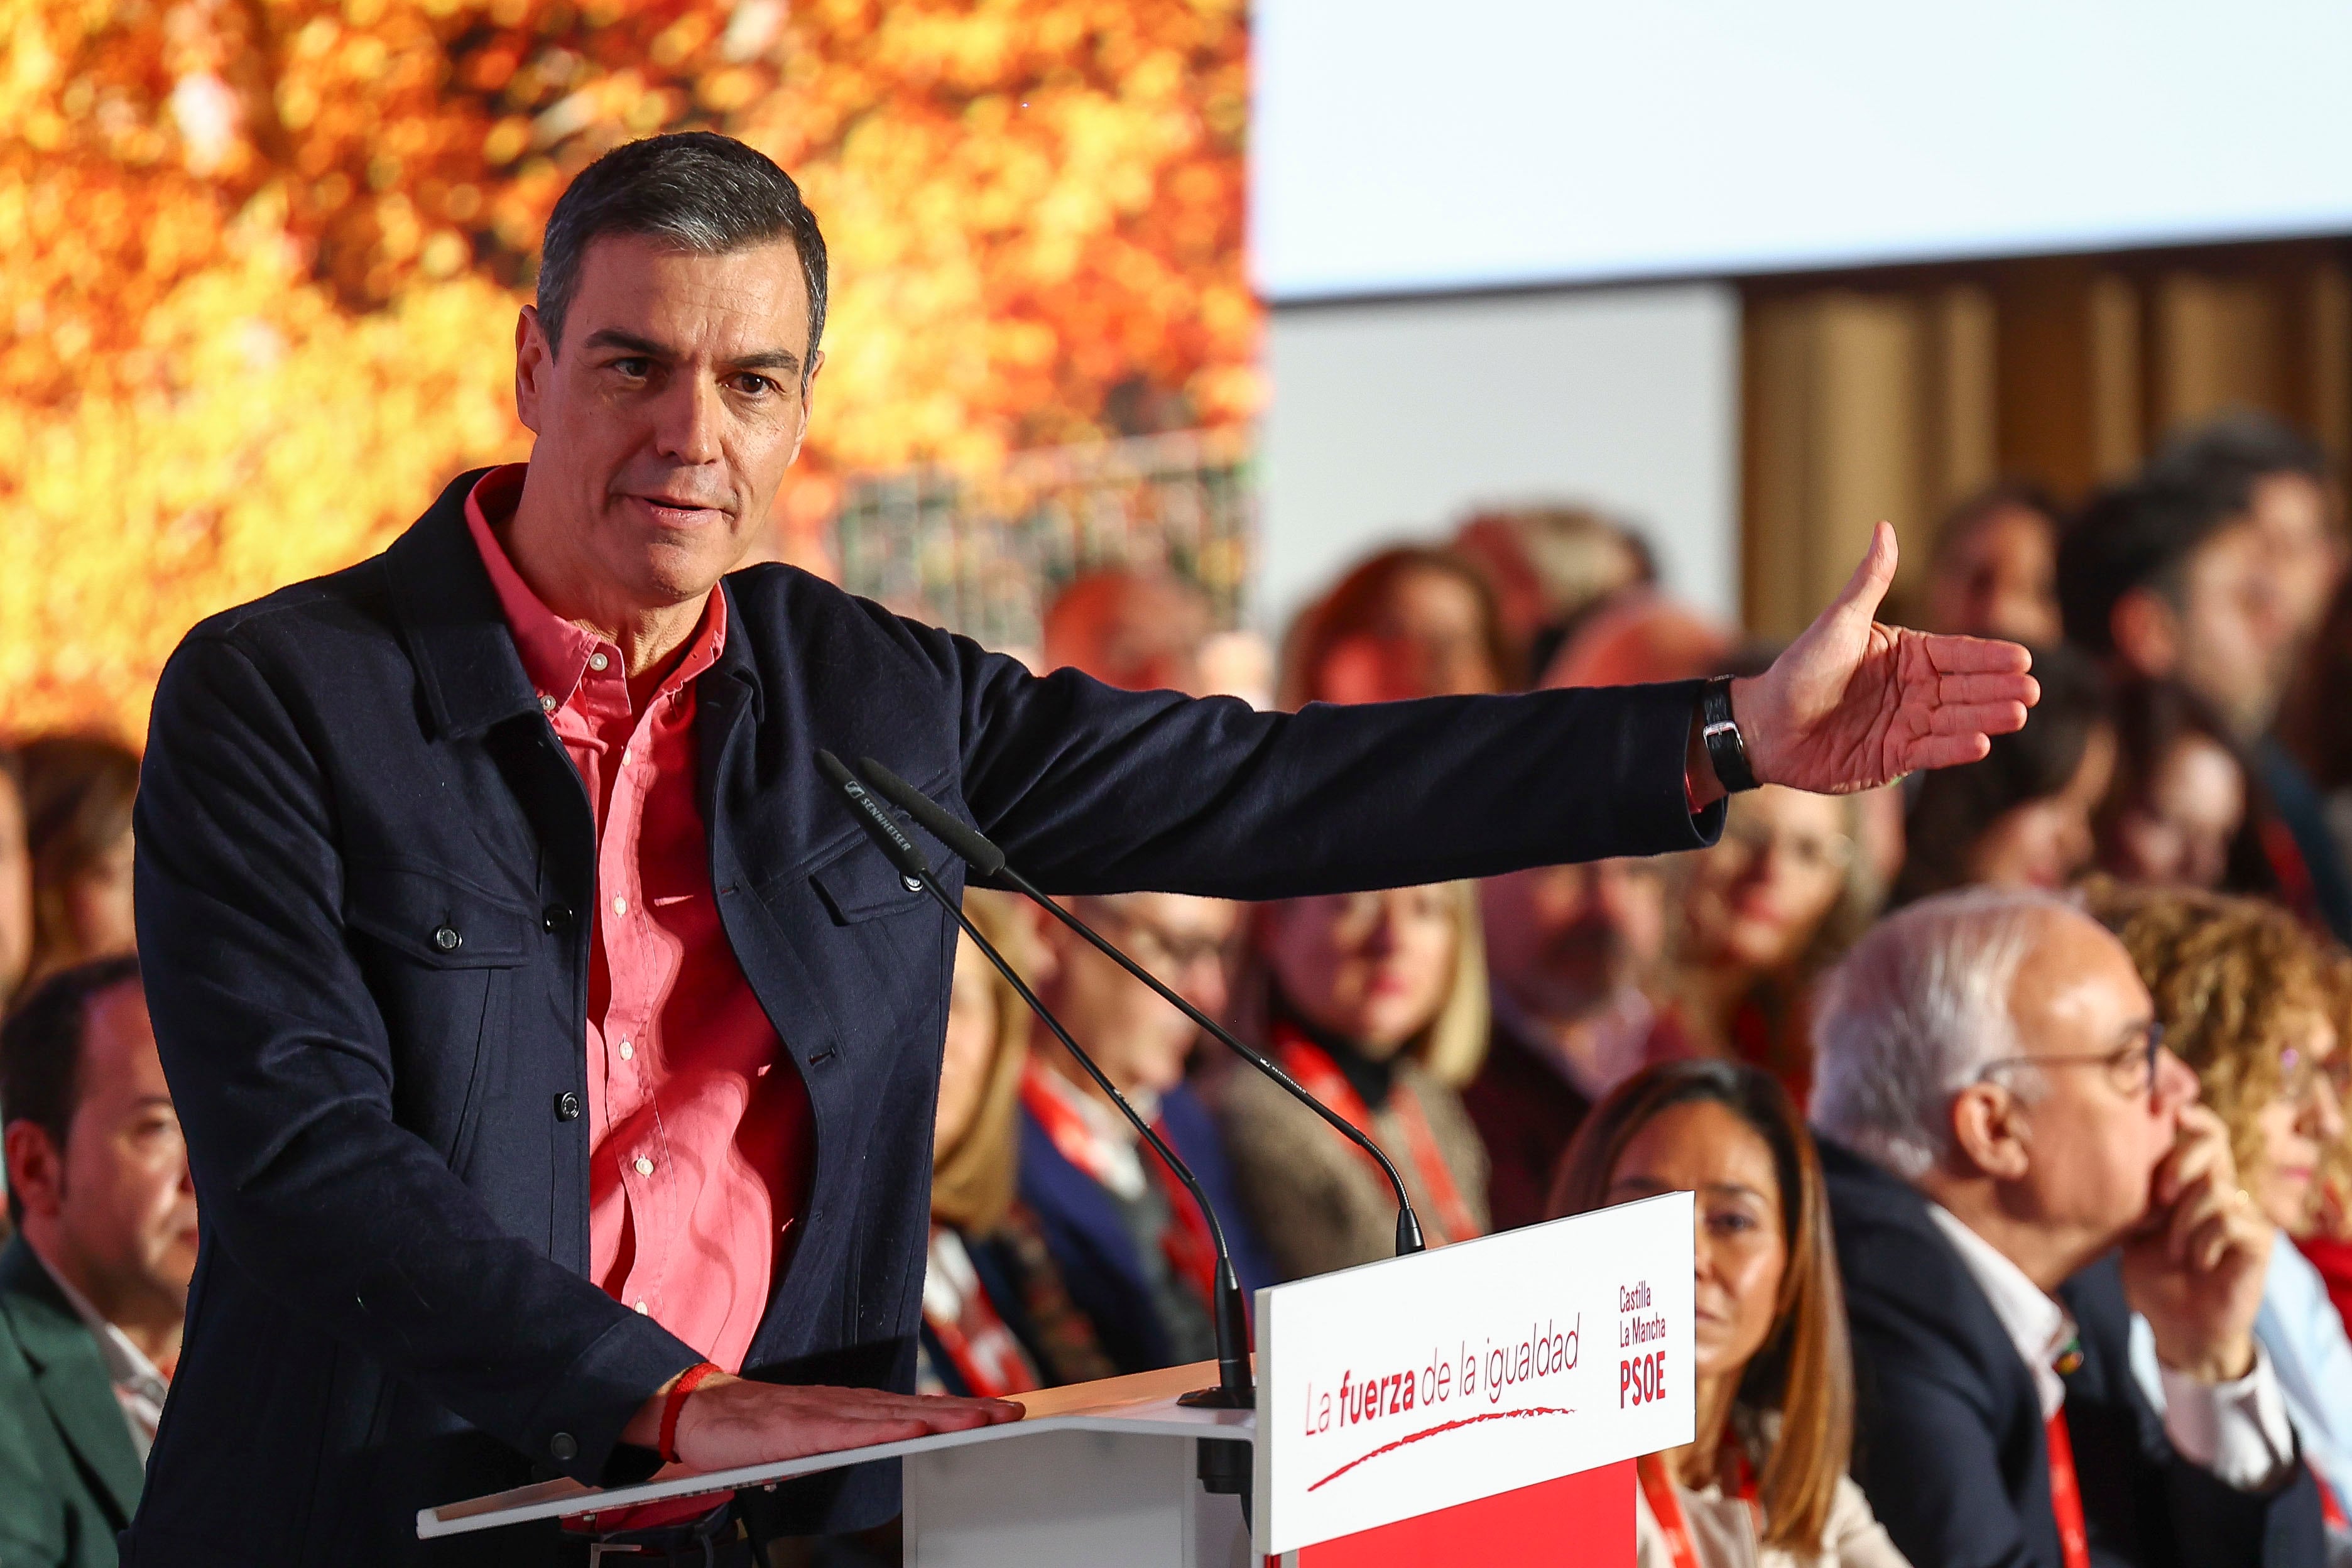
[{"xmin": 422, "ymin": 1194, "xmax": 1696, "ymax": 1564}]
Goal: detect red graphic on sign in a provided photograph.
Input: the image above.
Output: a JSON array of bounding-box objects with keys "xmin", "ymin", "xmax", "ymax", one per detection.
[{"xmin": 1305, "ymin": 1406, "xmax": 1579, "ymax": 1493}]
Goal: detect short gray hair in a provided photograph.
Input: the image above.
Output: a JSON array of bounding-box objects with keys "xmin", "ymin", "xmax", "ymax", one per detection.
[
  {"xmin": 535, "ymin": 131, "xmax": 827, "ymax": 373},
  {"xmin": 1809, "ymin": 887, "xmax": 2079, "ymax": 1179}
]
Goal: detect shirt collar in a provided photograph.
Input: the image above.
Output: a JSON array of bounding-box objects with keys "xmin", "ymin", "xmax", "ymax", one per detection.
[
  {"xmin": 30, "ymin": 1246, "xmax": 170, "ymax": 1403},
  {"xmin": 1925, "ymin": 1201, "xmax": 2077, "ymax": 1420},
  {"xmin": 461, "ymin": 462, "xmax": 729, "ymax": 711}
]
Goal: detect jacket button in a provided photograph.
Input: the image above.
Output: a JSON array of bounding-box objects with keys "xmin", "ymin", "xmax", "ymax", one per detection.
[
  {"xmin": 554, "ymin": 1092, "xmax": 581, "ymax": 1122},
  {"xmin": 550, "ymin": 1432, "xmax": 577, "ymax": 1462},
  {"xmin": 542, "ymin": 904, "xmax": 574, "ymax": 933},
  {"xmin": 432, "ymin": 925, "xmax": 462, "ymax": 952}
]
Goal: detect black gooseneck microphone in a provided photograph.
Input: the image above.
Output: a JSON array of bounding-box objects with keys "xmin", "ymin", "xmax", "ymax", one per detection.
[
  {"xmin": 851, "ymin": 755, "xmax": 1429, "ymax": 1260},
  {"xmin": 813, "ymin": 751, "xmax": 1256, "ymax": 1414}
]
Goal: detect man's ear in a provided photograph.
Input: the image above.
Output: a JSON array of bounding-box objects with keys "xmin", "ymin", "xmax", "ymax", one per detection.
[
  {"xmin": 2109, "ymin": 587, "xmax": 2180, "ymax": 680},
  {"xmin": 1949, "ymin": 1082, "xmax": 2034, "ymax": 1183},
  {"xmin": 515, "ymin": 306, "xmax": 552, "ymax": 435},
  {"xmin": 3, "ymin": 1120, "xmax": 65, "ymax": 1221}
]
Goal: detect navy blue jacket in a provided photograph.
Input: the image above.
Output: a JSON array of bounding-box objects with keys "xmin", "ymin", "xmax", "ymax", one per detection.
[
  {"xmin": 128, "ymin": 470, "xmax": 1718, "ymax": 1564},
  {"xmin": 1015, "ymin": 1080, "xmax": 1273, "ymax": 1376},
  {"xmin": 1822, "ymin": 1140, "xmax": 2324, "ymax": 1568}
]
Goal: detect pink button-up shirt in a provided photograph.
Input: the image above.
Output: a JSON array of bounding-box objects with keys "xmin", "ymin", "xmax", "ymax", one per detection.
[{"xmin": 465, "ymin": 464, "xmax": 810, "ymax": 1374}]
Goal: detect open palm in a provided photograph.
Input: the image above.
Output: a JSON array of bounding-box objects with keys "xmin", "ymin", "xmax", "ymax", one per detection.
[{"xmin": 1739, "ymin": 522, "xmax": 2039, "ymax": 795}]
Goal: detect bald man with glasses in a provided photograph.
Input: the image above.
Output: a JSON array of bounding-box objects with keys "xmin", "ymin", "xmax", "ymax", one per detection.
[{"xmin": 1810, "ymin": 888, "xmax": 2323, "ymax": 1568}]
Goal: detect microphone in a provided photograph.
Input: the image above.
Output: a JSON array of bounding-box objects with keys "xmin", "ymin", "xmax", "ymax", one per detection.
[
  {"xmin": 813, "ymin": 751, "xmax": 1256, "ymax": 1413},
  {"xmin": 851, "ymin": 756, "xmax": 1427, "ymax": 1260}
]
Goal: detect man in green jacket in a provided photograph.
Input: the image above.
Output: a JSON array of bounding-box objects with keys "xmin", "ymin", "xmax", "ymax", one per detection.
[{"xmin": 0, "ymin": 956, "xmax": 196, "ymax": 1568}]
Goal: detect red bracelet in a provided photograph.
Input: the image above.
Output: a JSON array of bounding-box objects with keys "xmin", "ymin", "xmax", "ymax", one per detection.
[{"xmin": 658, "ymin": 1361, "xmax": 724, "ymax": 1464}]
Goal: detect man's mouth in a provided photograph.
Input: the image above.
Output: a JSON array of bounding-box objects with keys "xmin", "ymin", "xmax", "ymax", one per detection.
[{"xmin": 626, "ymin": 494, "xmax": 729, "ymax": 525}]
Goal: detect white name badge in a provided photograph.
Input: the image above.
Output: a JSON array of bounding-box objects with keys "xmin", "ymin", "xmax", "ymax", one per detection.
[{"xmin": 1255, "ymin": 1192, "xmax": 1695, "ymax": 1555}]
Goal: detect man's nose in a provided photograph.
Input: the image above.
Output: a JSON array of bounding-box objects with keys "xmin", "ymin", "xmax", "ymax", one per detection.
[
  {"xmin": 653, "ymin": 374, "xmax": 725, "ymax": 464},
  {"xmin": 2153, "ymin": 1047, "xmax": 2201, "ymax": 1113}
]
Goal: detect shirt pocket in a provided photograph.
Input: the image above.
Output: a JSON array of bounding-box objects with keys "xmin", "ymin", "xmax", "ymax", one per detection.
[{"xmin": 802, "ymin": 833, "xmax": 930, "ymax": 926}]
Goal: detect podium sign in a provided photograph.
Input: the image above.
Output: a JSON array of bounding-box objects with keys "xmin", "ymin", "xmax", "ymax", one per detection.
[{"xmin": 1255, "ymin": 1193, "xmax": 1694, "ymax": 1557}]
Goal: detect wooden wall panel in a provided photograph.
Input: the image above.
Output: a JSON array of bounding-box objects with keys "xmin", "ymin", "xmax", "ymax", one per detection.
[{"xmin": 1741, "ymin": 238, "xmax": 2352, "ymax": 634}]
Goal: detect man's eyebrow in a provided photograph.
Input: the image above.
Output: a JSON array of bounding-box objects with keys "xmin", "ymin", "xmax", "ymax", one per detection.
[{"xmin": 581, "ymin": 329, "xmax": 674, "ymax": 359}]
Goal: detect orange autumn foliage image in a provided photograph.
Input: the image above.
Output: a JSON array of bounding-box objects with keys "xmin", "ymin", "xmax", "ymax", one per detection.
[{"xmin": 0, "ymin": 0, "xmax": 1258, "ymax": 740}]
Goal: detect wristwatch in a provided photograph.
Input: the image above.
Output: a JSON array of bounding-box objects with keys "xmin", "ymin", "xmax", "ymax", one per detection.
[{"xmin": 1699, "ymin": 676, "xmax": 1761, "ymax": 795}]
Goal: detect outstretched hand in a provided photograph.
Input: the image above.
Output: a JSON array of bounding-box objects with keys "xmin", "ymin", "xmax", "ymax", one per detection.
[
  {"xmin": 1724, "ymin": 521, "xmax": 2038, "ymax": 798},
  {"xmin": 627, "ymin": 1373, "xmax": 1022, "ymax": 1474}
]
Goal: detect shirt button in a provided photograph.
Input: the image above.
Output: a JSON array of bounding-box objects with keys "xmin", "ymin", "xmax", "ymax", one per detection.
[
  {"xmin": 432, "ymin": 925, "xmax": 462, "ymax": 952},
  {"xmin": 622, "ymin": 747, "xmax": 634, "ymax": 766},
  {"xmin": 589, "ymin": 651, "xmax": 610, "ymax": 672},
  {"xmin": 612, "ymin": 896, "xmax": 628, "ymax": 917},
  {"xmin": 538, "ymin": 694, "xmax": 558, "ymax": 714},
  {"xmin": 618, "ymin": 1039, "xmax": 634, "ymax": 1061},
  {"xmin": 634, "ymin": 1157, "xmax": 654, "ymax": 1176},
  {"xmin": 553, "ymin": 1092, "xmax": 580, "ymax": 1121},
  {"xmin": 634, "ymin": 1300, "xmax": 650, "ymax": 1314}
]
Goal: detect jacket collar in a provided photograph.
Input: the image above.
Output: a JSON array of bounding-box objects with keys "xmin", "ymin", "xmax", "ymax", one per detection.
[
  {"xmin": 0, "ymin": 1237, "xmax": 145, "ymax": 1521},
  {"xmin": 384, "ymin": 468, "xmax": 765, "ymax": 740},
  {"xmin": 383, "ymin": 469, "xmax": 545, "ymax": 740}
]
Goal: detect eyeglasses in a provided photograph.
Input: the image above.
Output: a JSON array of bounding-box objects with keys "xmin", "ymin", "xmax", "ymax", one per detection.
[
  {"xmin": 1070, "ymin": 898, "xmax": 1231, "ymax": 977},
  {"xmin": 2277, "ymin": 1044, "xmax": 2352, "ymax": 1111},
  {"xmin": 1716, "ymin": 812, "xmax": 1854, "ymax": 878},
  {"xmin": 1977, "ymin": 1021, "xmax": 2167, "ymax": 1101}
]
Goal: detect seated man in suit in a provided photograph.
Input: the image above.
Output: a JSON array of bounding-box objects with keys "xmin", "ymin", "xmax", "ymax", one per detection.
[
  {"xmin": 1467, "ymin": 856, "xmax": 1677, "ymax": 1231},
  {"xmin": 1015, "ymin": 891, "xmax": 1273, "ymax": 1375},
  {"xmin": 0, "ymin": 956, "xmax": 197, "ymax": 1568},
  {"xmin": 1810, "ymin": 888, "xmax": 2324, "ymax": 1568}
]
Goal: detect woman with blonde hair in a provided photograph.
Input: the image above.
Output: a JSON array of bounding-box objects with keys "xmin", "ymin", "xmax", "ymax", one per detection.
[
  {"xmin": 1216, "ymin": 881, "xmax": 1493, "ymax": 1279},
  {"xmin": 2087, "ymin": 882, "xmax": 2352, "ymax": 1526},
  {"xmin": 920, "ymin": 890, "xmax": 1113, "ymax": 1396},
  {"xmin": 1550, "ymin": 1061, "xmax": 1907, "ymax": 1568}
]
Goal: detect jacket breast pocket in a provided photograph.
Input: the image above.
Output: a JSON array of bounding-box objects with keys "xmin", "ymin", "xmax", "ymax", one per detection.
[
  {"xmin": 343, "ymin": 859, "xmax": 533, "ymax": 967},
  {"xmin": 803, "ymin": 835, "xmax": 930, "ymax": 927},
  {"xmin": 342, "ymin": 859, "xmax": 536, "ymax": 1175}
]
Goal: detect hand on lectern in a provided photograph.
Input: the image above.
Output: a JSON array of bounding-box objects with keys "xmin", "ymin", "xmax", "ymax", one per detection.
[
  {"xmin": 1699, "ymin": 521, "xmax": 2039, "ymax": 803},
  {"xmin": 625, "ymin": 1373, "xmax": 1023, "ymax": 1470}
]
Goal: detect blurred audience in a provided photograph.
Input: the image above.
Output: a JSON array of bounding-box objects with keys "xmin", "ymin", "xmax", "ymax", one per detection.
[
  {"xmin": 0, "ymin": 748, "xmax": 31, "ymax": 1014},
  {"xmin": 2060, "ymin": 476, "xmax": 2351, "ymax": 937},
  {"xmin": 1921, "ymin": 482, "xmax": 2065, "ymax": 645},
  {"xmin": 1452, "ymin": 504, "xmax": 1656, "ymax": 682},
  {"xmin": 0, "ymin": 957, "xmax": 195, "ymax": 1567},
  {"xmin": 1015, "ymin": 891, "xmax": 1269, "ymax": 1375},
  {"xmin": 2095, "ymin": 680, "xmax": 2275, "ymax": 895},
  {"xmin": 1665, "ymin": 785, "xmax": 1880, "ymax": 1099},
  {"xmin": 1552, "ymin": 1061, "xmax": 1905, "ymax": 1568},
  {"xmin": 1892, "ymin": 645, "xmax": 2114, "ymax": 902},
  {"xmin": 2148, "ymin": 411, "xmax": 2343, "ymax": 658},
  {"xmin": 1219, "ymin": 885, "xmax": 1491, "ymax": 1277},
  {"xmin": 1279, "ymin": 546, "xmax": 1514, "ymax": 707},
  {"xmin": 1467, "ymin": 858, "xmax": 1681, "ymax": 1232},
  {"xmin": 1040, "ymin": 569, "xmax": 1214, "ymax": 695},
  {"xmin": 1540, "ymin": 589, "xmax": 1735, "ymax": 691},
  {"xmin": 2279, "ymin": 570, "xmax": 2352, "ymax": 895},
  {"xmin": 1812, "ymin": 890, "xmax": 2323, "ymax": 1568},
  {"xmin": 2089, "ymin": 884, "xmax": 2352, "ymax": 1525},
  {"xmin": 18, "ymin": 737, "xmax": 140, "ymax": 994},
  {"xmin": 920, "ymin": 892, "xmax": 1114, "ymax": 1398}
]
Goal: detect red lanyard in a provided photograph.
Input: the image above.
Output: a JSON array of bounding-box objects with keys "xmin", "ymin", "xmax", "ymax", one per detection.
[
  {"xmin": 1273, "ymin": 1023, "xmax": 1483, "ymax": 1245},
  {"xmin": 923, "ymin": 1227, "xmax": 1040, "ymax": 1400},
  {"xmin": 1020, "ymin": 1060, "xmax": 1221, "ymax": 1307},
  {"xmin": 2045, "ymin": 1409, "xmax": 2091, "ymax": 1568},
  {"xmin": 1638, "ymin": 1445, "xmax": 1759, "ymax": 1568}
]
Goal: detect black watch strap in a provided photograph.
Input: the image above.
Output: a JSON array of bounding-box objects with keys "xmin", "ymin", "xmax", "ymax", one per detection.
[{"xmin": 1699, "ymin": 676, "xmax": 1761, "ymax": 795}]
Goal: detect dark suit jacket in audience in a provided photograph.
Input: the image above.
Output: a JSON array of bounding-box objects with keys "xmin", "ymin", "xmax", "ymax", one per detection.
[
  {"xmin": 1821, "ymin": 1139, "xmax": 2325, "ymax": 1568},
  {"xmin": 1460, "ymin": 1013, "xmax": 1591, "ymax": 1234},
  {"xmin": 1018, "ymin": 1081, "xmax": 1271, "ymax": 1376},
  {"xmin": 0, "ymin": 1237, "xmax": 144, "ymax": 1568}
]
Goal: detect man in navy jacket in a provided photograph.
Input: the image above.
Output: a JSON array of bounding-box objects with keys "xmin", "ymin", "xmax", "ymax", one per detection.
[
  {"xmin": 1814, "ymin": 890, "xmax": 2325, "ymax": 1567},
  {"xmin": 128, "ymin": 133, "xmax": 2036, "ymax": 1564}
]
